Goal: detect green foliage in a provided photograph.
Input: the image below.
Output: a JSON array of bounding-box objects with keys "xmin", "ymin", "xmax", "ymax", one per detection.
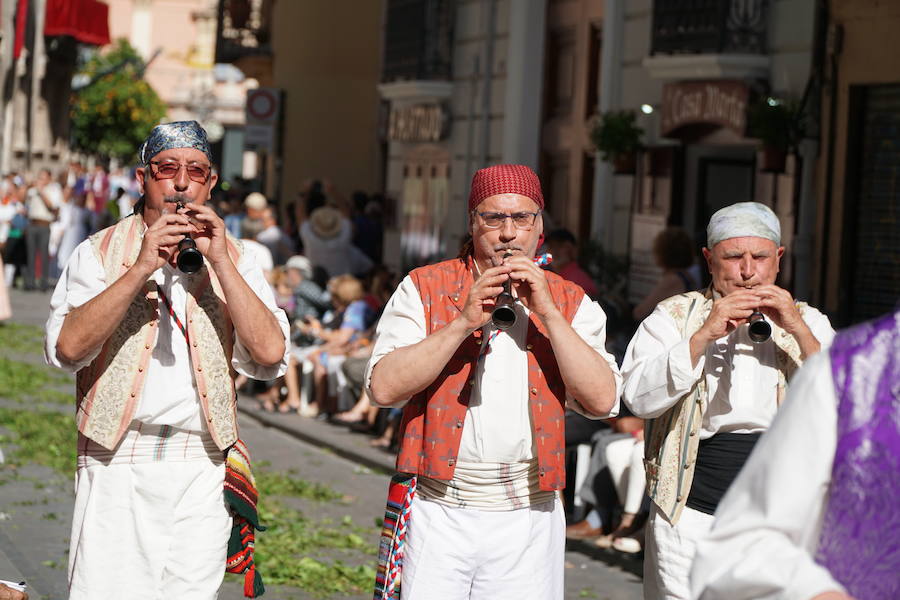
[
  {"xmin": 0, "ymin": 357, "xmax": 72, "ymax": 404},
  {"xmin": 0, "ymin": 322, "xmax": 44, "ymax": 354},
  {"xmin": 0, "ymin": 408, "xmax": 77, "ymax": 474},
  {"xmin": 747, "ymin": 98, "xmax": 805, "ymax": 151},
  {"xmin": 70, "ymin": 38, "xmax": 167, "ymax": 160},
  {"xmin": 255, "ymin": 469, "xmax": 343, "ymax": 503},
  {"xmin": 590, "ymin": 110, "xmax": 644, "ymax": 162}
]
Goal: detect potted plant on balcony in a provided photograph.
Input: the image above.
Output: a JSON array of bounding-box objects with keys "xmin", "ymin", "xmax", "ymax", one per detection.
[
  {"xmin": 747, "ymin": 98, "xmax": 805, "ymax": 173},
  {"xmin": 591, "ymin": 110, "xmax": 644, "ymax": 175}
]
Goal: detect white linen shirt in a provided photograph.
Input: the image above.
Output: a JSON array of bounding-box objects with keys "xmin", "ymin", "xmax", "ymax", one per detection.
[
  {"xmin": 690, "ymin": 351, "xmax": 845, "ymax": 599},
  {"xmin": 622, "ymin": 304, "xmax": 834, "ymax": 438},
  {"xmin": 45, "ymin": 238, "xmax": 290, "ymax": 432},
  {"xmin": 365, "ymin": 275, "xmax": 622, "ymax": 464}
]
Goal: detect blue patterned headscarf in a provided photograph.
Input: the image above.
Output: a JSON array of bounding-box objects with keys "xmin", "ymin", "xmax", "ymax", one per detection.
[{"xmin": 139, "ymin": 120, "xmax": 212, "ymax": 165}]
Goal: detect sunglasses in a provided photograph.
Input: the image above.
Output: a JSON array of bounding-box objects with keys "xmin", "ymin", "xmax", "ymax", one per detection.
[{"xmin": 149, "ymin": 161, "xmax": 211, "ymax": 184}]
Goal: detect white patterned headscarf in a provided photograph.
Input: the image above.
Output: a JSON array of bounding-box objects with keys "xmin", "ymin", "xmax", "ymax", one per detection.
[{"xmin": 706, "ymin": 202, "xmax": 781, "ymax": 248}]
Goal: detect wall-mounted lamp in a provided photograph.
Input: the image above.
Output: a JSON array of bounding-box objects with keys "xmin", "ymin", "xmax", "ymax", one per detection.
[{"xmin": 640, "ymin": 103, "xmax": 655, "ymax": 114}]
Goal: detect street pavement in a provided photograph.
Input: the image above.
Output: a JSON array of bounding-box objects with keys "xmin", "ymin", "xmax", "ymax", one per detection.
[{"xmin": 0, "ymin": 287, "xmax": 643, "ymax": 599}]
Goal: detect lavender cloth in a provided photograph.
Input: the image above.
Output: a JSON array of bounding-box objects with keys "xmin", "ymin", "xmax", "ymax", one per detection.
[{"xmin": 816, "ymin": 310, "xmax": 900, "ymax": 599}]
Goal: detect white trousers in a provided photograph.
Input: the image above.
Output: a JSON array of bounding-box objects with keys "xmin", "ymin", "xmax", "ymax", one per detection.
[
  {"xmin": 605, "ymin": 437, "xmax": 646, "ymax": 515},
  {"xmin": 644, "ymin": 504, "xmax": 714, "ymax": 600},
  {"xmin": 68, "ymin": 458, "xmax": 231, "ymax": 600},
  {"xmin": 402, "ymin": 496, "xmax": 565, "ymax": 600}
]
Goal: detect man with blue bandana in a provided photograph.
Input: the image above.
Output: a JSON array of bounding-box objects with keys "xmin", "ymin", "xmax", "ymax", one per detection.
[
  {"xmin": 45, "ymin": 121, "xmax": 289, "ymax": 599},
  {"xmin": 621, "ymin": 201, "xmax": 834, "ymax": 599}
]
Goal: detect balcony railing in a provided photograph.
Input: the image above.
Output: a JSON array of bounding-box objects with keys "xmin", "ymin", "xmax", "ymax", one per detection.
[
  {"xmin": 651, "ymin": 0, "xmax": 768, "ymax": 55},
  {"xmin": 382, "ymin": 0, "xmax": 454, "ymax": 82},
  {"xmin": 215, "ymin": 0, "xmax": 272, "ymax": 65}
]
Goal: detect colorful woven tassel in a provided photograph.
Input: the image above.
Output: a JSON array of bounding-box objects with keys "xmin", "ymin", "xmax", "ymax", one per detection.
[{"xmin": 225, "ymin": 439, "xmax": 267, "ymax": 598}]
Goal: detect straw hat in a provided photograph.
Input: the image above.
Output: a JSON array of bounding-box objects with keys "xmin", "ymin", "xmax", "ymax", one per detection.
[{"xmin": 309, "ymin": 206, "xmax": 342, "ymax": 239}]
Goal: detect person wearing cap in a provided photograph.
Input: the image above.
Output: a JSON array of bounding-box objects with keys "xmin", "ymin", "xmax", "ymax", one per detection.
[
  {"xmin": 366, "ymin": 164, "xmax": 621, "ymax": 599},
  {"xmin": 621, "ymin": 201, "xmax": 835, "ymax": 599},
  {"xmin": 44, "ymin": 121, "xmax": 289, "ymax": 599}
]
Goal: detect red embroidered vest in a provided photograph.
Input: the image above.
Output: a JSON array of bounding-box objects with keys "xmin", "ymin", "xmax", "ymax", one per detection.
[{"xmin": 395, "ymin": 257, "xmax": 584, "ymax": 491}]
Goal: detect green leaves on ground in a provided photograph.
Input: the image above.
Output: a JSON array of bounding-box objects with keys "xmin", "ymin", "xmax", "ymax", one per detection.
[
  {"xmin": 0, "ymin": 408, "xmax": 77, "ymax": 474},
  {"xmin": 0, "ymin": 322, "xmax": 45, "ymax": 355},
  {"xmin": 0, "ymin": 322, "xmax": 71, "ymax": 405},
  {"xmin": 0, "ymin": 357, "xmax": 71, "ymax": 404},
  {"xmin": 246, "ymin": 467, "xmax": 378, "ymax": 597},
  {"xmin": 256, "ymin": 469, "xmax": 343, "ymax": 502}
]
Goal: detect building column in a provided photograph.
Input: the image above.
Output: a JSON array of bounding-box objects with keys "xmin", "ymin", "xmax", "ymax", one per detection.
[
  {"xmin": 592, "ymin": 0, "xmax": 624, "ymax": 247},
  {"xmin": 501, "ymin": 0, "xmax": 546, "ymax": 169}
]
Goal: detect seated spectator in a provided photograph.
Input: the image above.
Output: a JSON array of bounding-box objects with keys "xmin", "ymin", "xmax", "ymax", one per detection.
[
  {"xmin": 594, "ymin": 425, "xmax": 647, "ymax": 553},
  {"xmin": 632, "ymin": 227, "xmax": 700, "ymax": 321},
  {"xmin": 545, "ymin": 228, "xmax": 598, "ymax": 297},
  {"xmin": 283, "ymin": 274, "xmax": 376, "ymax": 416},
  {"xmin": 566, "ymin": 413, "xmax": 646, "ymax": 542}
]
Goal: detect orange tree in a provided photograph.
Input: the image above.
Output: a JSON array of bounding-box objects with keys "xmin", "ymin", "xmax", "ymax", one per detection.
[{"xmin": 70, "ymin": 39, "xmax": 167, "ymax": 160}]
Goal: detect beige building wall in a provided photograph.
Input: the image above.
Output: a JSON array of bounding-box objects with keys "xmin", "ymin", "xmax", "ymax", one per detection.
[
  {"xmin": 106, "ymin": 0, "xmax": 248, "ymax": 135},
  {"xmin": 814, "ymin": 0, "xmax": 900, "ymax": 318},
  {"xmin": 271, "ymin": 1, "xmax": 383, "ymax": 206}
]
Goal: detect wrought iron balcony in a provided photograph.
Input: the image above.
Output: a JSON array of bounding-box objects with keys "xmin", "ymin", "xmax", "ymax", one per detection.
[
  {"xmin": 382, "ymin": 0, "xmax": 454, "ymax": 82},
  {"xmin": 215, "ymin": 0, "xmax": 272, "ymax": 65},
  {"xmin": 651, "ymin": 0, "xmax": 768, "ymax": 55}
]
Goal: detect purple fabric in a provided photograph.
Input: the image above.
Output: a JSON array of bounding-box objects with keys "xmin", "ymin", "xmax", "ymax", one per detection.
[{"xmin": 816, "ymin": 311, "xmax": 900, "ymax": 599}]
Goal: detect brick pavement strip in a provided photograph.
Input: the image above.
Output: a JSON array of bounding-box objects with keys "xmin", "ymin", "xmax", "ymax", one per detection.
[{"xmin": 0, "ymin": 288, "xmax": 643, "ymax": 599}]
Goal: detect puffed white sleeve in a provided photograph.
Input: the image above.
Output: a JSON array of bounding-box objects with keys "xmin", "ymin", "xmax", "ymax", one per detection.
[
  {"xmin": 364, "ymin": 275, "xmax": 426, "ymax": 407},
  {"xmin": 230, "ymin": 250, "xmax": 290, "ymax": 380},
  {"xmin": 690, "ymin": 352, "xmax": 846, "ymax": 600},
  {"xmin": 622, "ymin": 306, "xmax": 705, "ymax": 419},
  {"xmin": 566, "ymin": 296, "xmax": 622, "ymax": 418},
  {"xmin": 44, "ymin": 240, "xmax": 108, "ymax": 372}
]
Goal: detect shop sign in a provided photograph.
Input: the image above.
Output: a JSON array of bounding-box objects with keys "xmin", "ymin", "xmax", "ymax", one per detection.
[
  {"xmin": 661, "ymin": 81, "xmax": 749, "ymax": 137},
  {"xmin": 387, "ymin": 104, "xmax": 449, "ymax": 143}
]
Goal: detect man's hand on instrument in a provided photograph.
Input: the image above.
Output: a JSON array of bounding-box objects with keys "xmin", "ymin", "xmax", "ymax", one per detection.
[
  {"xmin": 697, "ymin": 289, "xmax": 761, "ymax": 342},
  {"xmin": 135, "ymin": 212, "xmax": 192, "ymax": 275},
  {"xmin": 183, "ymin": 202, "xmax": 230, "ymax": 268},
  {"xmin": 754, "ymin": 284, "xmax": 805, "ymax": 335},
  {"xmin": 504, "ymin": 255, "xmax": 558, "ymax": 322},
  {"xmin": 460, "ymin": 264, "xmax": 512, "ymax": 333}
]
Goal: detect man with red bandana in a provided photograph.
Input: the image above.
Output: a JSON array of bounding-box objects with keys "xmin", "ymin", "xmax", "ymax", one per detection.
[{"xmin": 366, "ymin": 164, "xmax": 621, "ymax": 599}]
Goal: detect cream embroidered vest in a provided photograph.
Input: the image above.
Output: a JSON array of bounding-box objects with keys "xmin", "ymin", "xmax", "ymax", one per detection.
[
  {"xmin": 643, "ymin": 290, "xmax": 805, "ymax": 524},
  {"xmin": 75, "ymin": 214, "xmax": 243, "ymax": 450}
]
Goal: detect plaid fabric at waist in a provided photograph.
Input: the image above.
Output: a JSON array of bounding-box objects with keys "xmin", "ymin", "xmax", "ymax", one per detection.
[
  {"xmin": 417, "ymin": 458, "xmax": 555, "ymax": 511},
  {"xmin": 77, "ymin": 421, "xmax": 223, "ymax": 468}
]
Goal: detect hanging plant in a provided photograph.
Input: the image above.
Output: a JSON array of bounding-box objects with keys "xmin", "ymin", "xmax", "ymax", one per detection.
[
  {"xmin": 590, "ymin": 110, "xmax": 644, "ymax": 174},
  {"xmin": 747, "ymin": 98, "xmax": 806, "ymax": 173}
]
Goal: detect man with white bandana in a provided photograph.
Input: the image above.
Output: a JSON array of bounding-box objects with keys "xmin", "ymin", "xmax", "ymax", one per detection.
[
  {"xmin": 45, "ymin": 121, "xmax": 289, "ymax": 599},
  {"xmin": 621, "ymin": 201, "xmax": 834, "ymax": 599},
  {"xmin": 367, "ymin": 164, "xmax": 621, "ymax": 599}
]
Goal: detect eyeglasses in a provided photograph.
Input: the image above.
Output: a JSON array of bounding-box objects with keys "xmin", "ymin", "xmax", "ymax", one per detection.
[
  {"xmin": 476, "ymin": 211, "xmax": 541, "ymax": 230},
  {"xmin": 149, "ymin": 161, "xmax": 211, "ymax": 184}
]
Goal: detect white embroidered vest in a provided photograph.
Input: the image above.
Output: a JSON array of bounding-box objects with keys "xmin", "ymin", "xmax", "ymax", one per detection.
[
  {"xmin": 643, "ymin": 290, "xmax": 805, "ymax": 524},
  {"xmin": 75, "ymin": 214, "xmax": 243, "ymax": 450}
]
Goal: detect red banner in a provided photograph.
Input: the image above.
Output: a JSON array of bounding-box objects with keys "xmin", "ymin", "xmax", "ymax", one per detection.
[{"xmin": 45, "ymin": 0, "xmax": 110, "ymax": 46}]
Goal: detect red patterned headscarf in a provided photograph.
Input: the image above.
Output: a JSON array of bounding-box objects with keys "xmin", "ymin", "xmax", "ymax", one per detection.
[{"xmin": 468, "ymin": 164, "xmax": 544, "ymax": 212}]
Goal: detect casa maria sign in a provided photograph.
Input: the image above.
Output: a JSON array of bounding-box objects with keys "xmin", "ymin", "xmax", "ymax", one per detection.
[
  {"xmin": 660, "ymin": 81, "xmax": 749, "ymax": 137},
  {"xmin": 386, "ymin": 104, "xmax": 450, "ymax": 143}
]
